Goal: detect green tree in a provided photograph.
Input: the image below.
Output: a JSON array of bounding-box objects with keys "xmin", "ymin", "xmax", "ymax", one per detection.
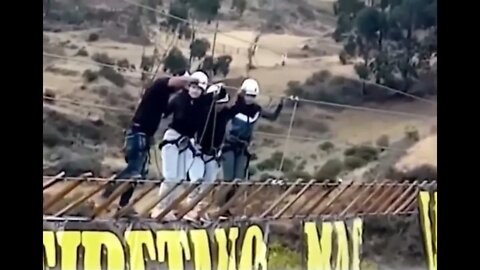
[
  {"xmin": 189, "ymin": 38, "xmax": 211, "ymax": 59},
  {"xmin": 189, "ymin": 0, "xmax": 222, "ymax": 23},
  {"xmin": 168, "ymin": 1, "xmax": 189, "ymax": 30},
  {"xmin": 355, "ymin": 7, "xmax": 384, "ymax": 40},
  {"xmin": 354, "ymin": 63, "xmax": 369, "ymax": 80},
  {"xmin": 231, "ymin": 0, "xmax": 247, "ymax": 15},
  {"xmin": 145, "ymin": 0, "xmax": 159, "ymax": 23},
  {"xmin": 163, "ymin": 47, "xmax": 188, "ymax": 74},
  {"xmin": 127, "ymin": 12, "xmax": 142, "ymax": 37},
  {"xmin": 336, "ymin": 0, "xmax": 364, "ymax": 16},
  {"xmin": 215, "ymin": 55, "xmax": 232, "ymax": 77}
]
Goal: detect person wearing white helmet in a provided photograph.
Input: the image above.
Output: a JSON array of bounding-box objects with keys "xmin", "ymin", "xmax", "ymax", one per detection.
[
  {"xmin": 181, "ymin": 82, "xmax": 248, "ymax": 221},
  {"xmin": 218, "ymin": 77, "xmax": 284, "ymax": 217},
  {"xmin": 152, "ymin": 71, "xmax": 230, "ymax": 221},
  {"xmin": 99, "ymin": 73, "xmax": 197, "ymax": 214}
]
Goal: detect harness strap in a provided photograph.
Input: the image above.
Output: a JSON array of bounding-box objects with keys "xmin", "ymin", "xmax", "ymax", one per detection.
[
  {"xmin": 158, "ymin": 136, "xmax": 192, "ymax": 153},
  {"xmin": 223, "ymin": 140, "xmax": 250, "ymax": 157}
]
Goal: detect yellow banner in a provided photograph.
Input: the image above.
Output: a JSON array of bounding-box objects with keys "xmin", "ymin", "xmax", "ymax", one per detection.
[{"xmin": 418, "ymin": 191, "xmax": 437, "ymax": 270}]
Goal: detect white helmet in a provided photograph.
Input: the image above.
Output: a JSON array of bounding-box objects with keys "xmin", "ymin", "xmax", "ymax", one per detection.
[
  {"xmin": 241, "ymin": 78, "xmax": 260, "ymax": 96},
  {"xmin": 190, "ymin": 71, "xmax": 209, "ymax": 91}
]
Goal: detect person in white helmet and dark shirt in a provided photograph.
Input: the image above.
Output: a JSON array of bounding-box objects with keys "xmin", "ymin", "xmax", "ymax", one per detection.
[
  {"xmin": 218, "ymin": 78, "xmax": 284, "ymax": 217},
  {"xmin": 151, "ymin": 71, "xmax": 235, "ymax": 220}
]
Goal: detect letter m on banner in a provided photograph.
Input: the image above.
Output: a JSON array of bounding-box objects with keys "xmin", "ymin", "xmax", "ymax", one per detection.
[{"xmin": 418, "ymin": 191, "xmax": 437, "ymax": 270}]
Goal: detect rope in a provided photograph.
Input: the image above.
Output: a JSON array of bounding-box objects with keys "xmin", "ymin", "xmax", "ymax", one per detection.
[
  {"xmin": 43, "ymin": 94, "xmax": 436, "ymax": 157},
  {"xmin": 278, "ymin": 96, "xmax": 299, "ymax": 172}
]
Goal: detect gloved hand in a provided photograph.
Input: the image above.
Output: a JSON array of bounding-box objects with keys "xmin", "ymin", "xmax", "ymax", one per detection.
[{"xmin": 206, "ymin": 83, "xmax": 224, "ymax": 95}]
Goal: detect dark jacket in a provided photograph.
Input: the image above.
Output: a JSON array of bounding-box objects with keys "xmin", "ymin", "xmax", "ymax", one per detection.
[
  {"xmin": 164, "ymin": 88, "xmax": 227, "ymax": 138},
  {"xmin": 225, "ymin": 99, "xmax": 283, "ymax": 145},
  {"xmin": 131, "ymin": 78, "xmax": 176, "ymax": 137}
]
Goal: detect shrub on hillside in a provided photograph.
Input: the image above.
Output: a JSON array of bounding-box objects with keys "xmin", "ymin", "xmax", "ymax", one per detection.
[
  {"xmin": 43, "ymin": 89, "xmax": 56, "ymax": 104},
  {"xmin": 117, "ymin": 58, "xmax": 130, "ymax": 69},
  {"xmin": 215, "ymin": 55, "xmax": 233, "ymax": 77},
  {"xmin": 354, "ymin": 63, "xmax": 369, "ymax": 79},
  {"xmin": 99, "ymin": 67, "xmax": 126, "ymax": 87},
  {"xmin": 82, "ymin": 69, "xmax": 99, "ymax": 83},
  {"xmin": 285, "ymin": 170, "xmax": 312, "ymax": 181},
  {"xmin": 256, "ymin": 151, "xmax": 295, "ymax": 173},
  {"xmin": 339, "ymin": 50, "xmax": 348, "ymax": 65},
  {"xmin": 296, "ymin": 159, "xmax": 307, "ymax": 171},
  {"xmin": 285, "ymin": 81, "xmax": 304, "ymax": 97},
  {"xmin": 163, "ymin": 47, "xmax": 188, "ymax": 74},
  {"xmin": 92, "ymin": 85, "xmax": 109, "ymax": 97},
  {"xmin": 92, "ymin": 53, "xmax": 115, "ymax": 66},
  {"xmin": 376, "ymin": 134, "xmax": 390, "ymax": 149},
  {"xmin": 116, "ymin": 113, "xmax": 132, "ymax": 129},
  {"xmin": 285, "ymin": 72, "xmax": 364, "ymax": 105},
  {"xmin": 259, "ymin": 173, "xmax": 276, "ymax": 181},
  {"xmin": 386, "ymin": 164, "xmax": 437, "ymax": 182},
  {"xmin": 43, "ymin": 124, "xmax": 65, "ymax": 147},
  {"xmin": 248, "ymin": 166, "xmax": 258, "ymax": 177},
  {"xmin": 257, "ymin": 123, "xmax": 283, "ymax": 134},
  {"xmin": 314, "ymin": 158, "xmax": 343, "ymax": 181},
  {"xmin": 344, "ymin": 155, "xmax": 368, "ymax": 170},
  {"xmin": 319, "ymin": 141, "xmax": 335, "ymax": 152},
  {"xmin": 344, "ymin": 145, "xmax": 379, "ymax": 162},
  {"xmin": 305, "ymin": 70, "xmax": 332, "ymax": 85},
  {"xmin": 295, "ymin": 118, "xmax": 330, "ymax": 133},
  {"xmin": 297, "ymin": 4, "xmax": 316, "ymax": 21},
  {"xmin": 75, "ymin": 47, "xmax": 89, "ymax": 57},
  {"xmin": 256, "ymin": 158, "xmax": 276, "ymax": 172},
  {"xmin": 57, "ymin": 154, "xmax": 103, "ymax": 177},
  {"xmin": 404, "ymin": 126, "xmax": 420, "ymax": 142},
  {"xmin": 190, "ymin": 38, "xmax": 211, "ymax": 59},
  {"xmin": 87, "ymin": 33, "xmax": 99, "ymax": 42},
  {"xmin": 141, "ymin": 55, "xmax": 155, "ymax": 72}
]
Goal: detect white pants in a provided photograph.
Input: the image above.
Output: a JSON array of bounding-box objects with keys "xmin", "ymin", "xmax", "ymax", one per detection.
[
  {"xmin": 203, "ymin": 154, "xmax": 220, "ymax": 183},
  {"xmin": 158, "ymin": 129, "xmax": 194, "ymax": 209}
]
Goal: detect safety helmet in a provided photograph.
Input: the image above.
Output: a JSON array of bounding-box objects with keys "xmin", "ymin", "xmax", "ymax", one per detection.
[
  {"xmin": 190, "ymin": 71, "xmax": 209, "ymax": 91},
  {"xmin": 240, "ymin": 78, "xmax": 260, "ymax": 96}
]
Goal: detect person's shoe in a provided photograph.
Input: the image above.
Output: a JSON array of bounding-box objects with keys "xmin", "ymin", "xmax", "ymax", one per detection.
[
  {"xmin": 218, "ymin": 210, "xmax": 233, "ymax": 221},
  {"xmin": 199, "ymin": 213, "xmax": 213, "ymax": 224}
]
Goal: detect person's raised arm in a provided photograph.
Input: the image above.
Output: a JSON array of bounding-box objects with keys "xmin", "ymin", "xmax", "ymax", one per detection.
[
  {"xmin": 167, "ymin": 76, "xmax": 198, "ymax": 89},
  {"xmin": 261, "ymin": 98, "xmax": 284, "ymax": 121}
]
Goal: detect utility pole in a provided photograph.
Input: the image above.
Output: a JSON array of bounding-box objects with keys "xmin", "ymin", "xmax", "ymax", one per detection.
[
  {"xmin": 188, "ymin": 18, "xmax": 196, "ymax": 73},
  {"xmin": 211, "ymin": 20, "xmax": 219, "ymax": 59},
  {"xmin": 208, "ymin": 19, "xmax": 219, "ymax": 78}
]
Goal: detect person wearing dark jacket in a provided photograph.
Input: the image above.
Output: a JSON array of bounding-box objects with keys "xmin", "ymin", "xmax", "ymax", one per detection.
[
  {"xmin": 179, "ymin": 84, "xmax": 247, "ymax": 220},
  {"xmin": 100, "ymin": 75, "xmax": 196, "ymax": 213},
  {"xmin": 152, "ymin": 71, "xmax": 230, "ymax": 220},
  {"xmin": 219, "ymin": 78, "xmax": 284, "ymax": 217}
]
